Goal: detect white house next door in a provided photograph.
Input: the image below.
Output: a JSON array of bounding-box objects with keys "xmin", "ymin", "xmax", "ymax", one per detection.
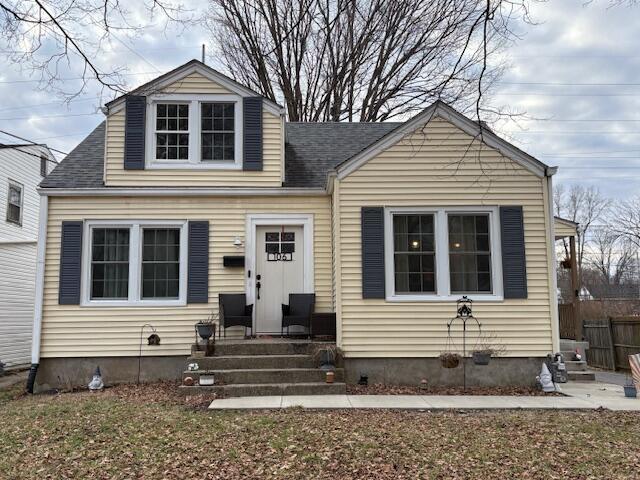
[{"xmin": 255, "ymin": 225, "xmax": 305, "ymax": 335}]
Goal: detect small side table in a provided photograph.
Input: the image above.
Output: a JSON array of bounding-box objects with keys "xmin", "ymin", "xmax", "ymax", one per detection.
[{"xmin": 311, "ymin": 312, "xmax": 337, "ymax": 338}]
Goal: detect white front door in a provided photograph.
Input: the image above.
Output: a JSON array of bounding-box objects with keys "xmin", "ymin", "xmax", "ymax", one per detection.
[{"xmin": 255, "ymin": 225, "xmax": 305, "ymax": 334}]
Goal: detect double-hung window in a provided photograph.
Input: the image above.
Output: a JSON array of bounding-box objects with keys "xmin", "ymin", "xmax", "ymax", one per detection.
[
  {"xmin": 385, "ymin": 207, "xmax": 502, "ymax": 301},
  {"xmin": 6, "ymin": 180, "xmax": 23, "ymax": 226},
  {"xmin": 83, "ymin": 221, "xmax": 187, "ymax": 306},
  {"xmin": 155, "ymin": 103, "xmax": 189, "ymax": 161},
  {"xmin": 448, "ymin": 214, "xmax": 492, "ymax": 293},
  {"xmin": 393, "ymin": 214, "xmax": 436, "ymax": 294},
  {"xmin": 90, "ymin": 228, "xmax": 130, "ymax": 300},
  {"xmin": 201, "ymin": 102, "xmax": 235, "ymax": 162},
  {"xmin": 148, "ymin": 95, "xmax": 242, "ymax": 168}
]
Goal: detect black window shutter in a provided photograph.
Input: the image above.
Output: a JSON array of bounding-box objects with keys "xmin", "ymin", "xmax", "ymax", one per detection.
[
  {"xmin": 124, "ymin": 95, "xmax": 146, "ymax": 170},
  {"xmin": 500, "ymin": 206, "xmax": 528, "ymax": 299},
  {"xmin": 59, "ymin": 221, "xmax": 83, "ymax": 305},
  {"xmin": 188, "ymin": 221, "xmax": 209, "ymax": 303},
  {"xmin": 243, "ymin": 97, "xmax": 263, "ymax": 171},
  {"xmin": 361, "ymin": 207, "xmax": 386, "ymax": 299}
]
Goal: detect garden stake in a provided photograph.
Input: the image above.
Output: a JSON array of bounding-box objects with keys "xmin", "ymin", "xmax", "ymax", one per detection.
[{"xmin": 447, "ymin": 297, "xmax": 482, "ymax": 391}]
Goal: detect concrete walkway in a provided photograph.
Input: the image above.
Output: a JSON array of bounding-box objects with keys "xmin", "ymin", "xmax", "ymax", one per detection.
[{"xmin": 209, "ymin": 382, "xmax": 640, "ymax": 411}]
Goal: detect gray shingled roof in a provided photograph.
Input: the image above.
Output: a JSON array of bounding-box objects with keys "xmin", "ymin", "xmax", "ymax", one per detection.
[
  {"xmin": 39, "ymin": 120, "xmax": 402, "ymax": 189},
  {"xmin": 284, "ymin": 122, "xmax": 400, "ymax": 187},
  {"xmin": 40, "ymin": 122, "xmax": 105, "ymax": 188}
]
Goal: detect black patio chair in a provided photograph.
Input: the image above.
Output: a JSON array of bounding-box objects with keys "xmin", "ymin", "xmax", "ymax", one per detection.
[
  {"xmin": 219, "ymin": 294, "xmax": 253, "ymax": 338},
  {"xmin": 281, "ymin": 293, "xmax": 315, "ymax": 337}
]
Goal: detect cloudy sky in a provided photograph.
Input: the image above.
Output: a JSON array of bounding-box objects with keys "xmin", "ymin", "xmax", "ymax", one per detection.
[{"xmin": 0, "ymin": 0, "xmax": 638, "ymax": 198}]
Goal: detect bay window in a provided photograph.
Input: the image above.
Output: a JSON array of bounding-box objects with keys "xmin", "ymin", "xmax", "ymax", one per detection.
[
  {"xmin": 82, "ymin": 221, "xmax": 187, "ymax": 306},
  {"xmin": 147, "ymin": 94, "xmax": 242, "ymax": 169},
  {"xmin": 385, "ymin": 207, "xmax": 502, "ymax": 301}
]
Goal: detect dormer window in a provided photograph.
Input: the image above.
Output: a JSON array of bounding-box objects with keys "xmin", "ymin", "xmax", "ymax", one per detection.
[
  {"xmin": 155, "ymin": 103, "xmax": 189, "ymax": 160},
  {"xmin": 146, "ymin": 94, "xmax": 243, "ymax": 170},
  {"xmin": 201, "ymin": 103, "xmax": 235, "ymax": 162}
]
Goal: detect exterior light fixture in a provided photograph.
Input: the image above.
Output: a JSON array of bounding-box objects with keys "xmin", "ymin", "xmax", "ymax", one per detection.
[{"xmin": 233, "ymin": 236, "xmax": 243, "ymax": 247}]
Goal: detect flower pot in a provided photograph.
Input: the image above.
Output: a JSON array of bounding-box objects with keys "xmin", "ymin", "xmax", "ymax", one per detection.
[
  {"xmin": 440, "ymin": 353, "xmax": 460, "ymax": 369},
  {"xmin": 196, "ymin": 323, "xmax": 214, "ymax": 341},
  {"xmin": 472, "ymin": 351, "xmax": 491, "ymax": 366},
  {"xmin": 624, "ymin": 384, "xmax": 637, "ymax": 398}
]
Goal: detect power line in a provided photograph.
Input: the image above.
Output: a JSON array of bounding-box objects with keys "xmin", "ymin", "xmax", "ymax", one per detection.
[
  {"xmin": 498, "ymin": 81, "xmax": 640, "ymax": 86},
  {"xmin": 0, "ymin": 71, "xmax": 158, "ymax": 85},
  {"xmin": 0, "ymin": 143, "xmax": 59, "ymax": 165},
  {"xmin": 0, "ymin": 112, "xmax": 100, "ymax": 121},
  {"xmin": 0, "ymin": 130, "xmax": 68, "ymax": 156},
  {"xmin": 496, "ymin": 93, "xmax": 640, "ymax": 97},
  {"xmin": 0, "ymin": 97, "xmax": 101, "ymax": 113}
]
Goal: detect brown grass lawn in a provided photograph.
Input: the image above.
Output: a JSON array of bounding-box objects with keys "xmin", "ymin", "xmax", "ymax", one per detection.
[{"xmin": 1, "ymin": 383, "xmax": 639, "ymax": 479}]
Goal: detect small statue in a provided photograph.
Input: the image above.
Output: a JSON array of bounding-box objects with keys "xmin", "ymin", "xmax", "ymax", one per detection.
[
  {"xmin": 537, "ymin": 363, "xmax": 555, "ymax": 393},
  {"xmin": 88, "ymin": 366, "xmax": 104, "ymax": 391}
]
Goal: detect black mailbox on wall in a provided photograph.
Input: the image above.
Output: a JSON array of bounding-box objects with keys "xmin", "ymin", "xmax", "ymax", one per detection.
[{"xmin": 223, "ymin": 256, "xmax": 245, "ymax": 267}]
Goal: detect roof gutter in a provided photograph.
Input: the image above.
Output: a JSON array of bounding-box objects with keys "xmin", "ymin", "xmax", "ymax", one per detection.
[{"xmin": 38, "ymin": 187, "xmax": 329, "ymax": 197}]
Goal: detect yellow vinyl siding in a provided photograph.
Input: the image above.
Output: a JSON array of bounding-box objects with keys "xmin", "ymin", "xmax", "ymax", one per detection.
[
  {"xmin": 554, "ymin": 218, "xmax": 577, "ymax": 239},
  {"xmin": 336, "ymin": 117, "xmax": 553, "ymax": 358},
  {"xmin": 104, "ymin": 108, "xmax": 283, "ymax": 187},
  {"xmin": 40, "ymin": 195, "xmax": 331, "ymax": 358},
  {"xmin": 160, "ymin": 72, "xmax": 232, "ymax": 95}
]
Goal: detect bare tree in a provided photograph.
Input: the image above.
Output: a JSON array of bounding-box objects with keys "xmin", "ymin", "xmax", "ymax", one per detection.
[
  {"xmin": 554, "ymin": 184, "xmax": 611, "ymax": 275},
  {"xmin": 0, "ymin": 0, "xmax": 190, "ymax": 99},
  {"xmin": 586, "ymin": 228, "xmax": 636, "ymax": 286},
  {"xmin": 610, "ymin": 196, "xmax": 640, "ymax": 249},
  {"xmin": 207, "ymin": 0, "xmax": 532, "ymax": 122}
]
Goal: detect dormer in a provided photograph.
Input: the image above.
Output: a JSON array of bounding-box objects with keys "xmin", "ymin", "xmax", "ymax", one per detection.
[{"xmin": 102, "ymin": 60, "xmax": 285, "ymax": 187}]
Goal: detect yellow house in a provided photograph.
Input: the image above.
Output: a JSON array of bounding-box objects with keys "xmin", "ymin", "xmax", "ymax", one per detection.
[{"xmin": 29, "ymin": 60, "xmax": 560, "ymax": 392}]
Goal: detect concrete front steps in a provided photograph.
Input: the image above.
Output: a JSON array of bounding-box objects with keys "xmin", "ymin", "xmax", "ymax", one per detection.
[
  {"xmin": 561, "ymin": 349, "xmax": 596, "ymax": 382},
  {"xmin": 180, "ymin": 339, "xmax": 346, "ymax": 397}
]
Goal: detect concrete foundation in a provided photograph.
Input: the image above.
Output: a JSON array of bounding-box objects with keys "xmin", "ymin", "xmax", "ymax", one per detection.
[
  {"xmin": 34, "ymin": 356, "xmax": 187, "ymax": 393},
  {"xmin": 33, "ymin": 355, "xmax": 545, "ymax": 393},
  {"xmin": 344, "ymin": 357, "xmax": 545, "ymax": 387}
]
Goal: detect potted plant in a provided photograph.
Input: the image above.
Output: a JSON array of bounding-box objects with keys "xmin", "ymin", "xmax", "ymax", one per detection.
[
  {"xmin": 472, "ymin": 349, "xmax": 492, "ymax": 365},
  {"xmin": 195, "ymin": 313, "xmax": 217, "ymax": 341},
  {"xmin": 624, "ymin": 377, "xmax": 637, "ymax": 398},
  {"xmin": 439, "ymin": 352, "xmax": 460, "ymax": 369},
  {"xmin": 312, "ymin": 344, "xmax": 341, "ymax": 371},
  {"xmin": 471, "ymin": 334, "xmax": 507, "ymax": 366}
]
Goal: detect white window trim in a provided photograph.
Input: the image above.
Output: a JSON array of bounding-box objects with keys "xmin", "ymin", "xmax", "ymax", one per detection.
[
  {"xmin": 6, "ymin": 179, "xmax": 23, "ymax": 226},
  {"xmin": 384, "ymin": 206, "xmax": 503, "ymax": 302},
  {"xmin": 145, "ymin": 93, "xmax": 243, "ymax": 170},
  {"xmin": 81, "ymin": 220, "xmax": 188, "ymax": 307}
]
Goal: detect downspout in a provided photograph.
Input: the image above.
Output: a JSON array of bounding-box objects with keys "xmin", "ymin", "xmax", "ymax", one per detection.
[
  {"xmin": 545, "ymin": 167, "xmax": 560, "ymax": 353},
  {"xmin": 27, "ymin": 194, "xmax": 48, "ymax": 393}
]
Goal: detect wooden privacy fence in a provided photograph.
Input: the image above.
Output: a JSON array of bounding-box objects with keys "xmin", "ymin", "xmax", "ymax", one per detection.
[
  {"xmin": 583, "ymin": 316, "xmax": 640, "ymax": 371},
  {"xmin": 559, "ymin": 303, "xmax": 577, "ymax": 340}
]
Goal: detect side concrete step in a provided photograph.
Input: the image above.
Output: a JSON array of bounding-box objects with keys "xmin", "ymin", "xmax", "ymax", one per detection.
[
  {"xmin": 179, "ymin": 382, "xmax": 347, "ymax": 397},
  {"xmin": 568, "ymin": 371, "xmax": 596, "ymax": 382},
  {"xmin": 565, "ymin": 360, "xmax": 588, "ymax": 372},
  {"xmin": 187, "ymin": 354, "xmax": 316, "ymax": 370},
  {"xmin": 183, "ymin": 368, "xmax": 344, "ymax": 384},
  {"xmin": 213, "ymin": 341, "xmax": 328, "ymax": 356}
]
